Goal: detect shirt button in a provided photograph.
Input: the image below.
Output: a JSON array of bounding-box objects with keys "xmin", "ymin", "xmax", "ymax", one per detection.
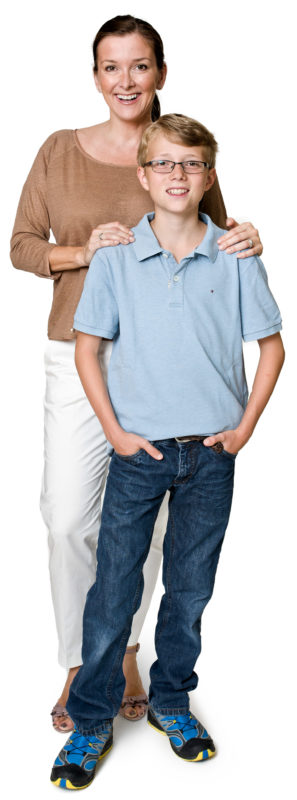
[
  {"xmin": 173, "ymin": 275, "xmax": 179, "ymax": 282},
  {"xmin": 163, "ymin": 253, "xmax": 168, "ymax": 258}
]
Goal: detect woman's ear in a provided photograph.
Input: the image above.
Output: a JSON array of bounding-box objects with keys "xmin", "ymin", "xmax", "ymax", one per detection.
[
  {"xmin": 93, "ymin": 70, "xmax": 102, "ymax": 94},
  {"xmin": 157, "ymin": 62, "xmax": 167, "ymax": 90}
]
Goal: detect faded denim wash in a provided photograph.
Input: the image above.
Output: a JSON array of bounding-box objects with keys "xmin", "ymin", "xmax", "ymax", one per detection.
[{"xmin": 67, "ymin": 438, "xmax": 235, "ymax": 735}]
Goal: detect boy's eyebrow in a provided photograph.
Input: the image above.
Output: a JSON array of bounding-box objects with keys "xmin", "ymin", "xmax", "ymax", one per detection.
[
  {"xmin": 151, "ymin": 153, "xmax": 203, "ymax": 159},
  {"xmin": 101, "ymin": 57, "xmax": 153, "ymax": 64}
]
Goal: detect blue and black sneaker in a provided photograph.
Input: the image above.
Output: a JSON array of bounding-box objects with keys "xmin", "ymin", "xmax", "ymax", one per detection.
[
  {"xmin": 148, "ymin": 707, "xmax": 215, "ymax": 762},
  {"xmin": 50, "ymin": 725, "xmax": 113, "ymax": 790}
]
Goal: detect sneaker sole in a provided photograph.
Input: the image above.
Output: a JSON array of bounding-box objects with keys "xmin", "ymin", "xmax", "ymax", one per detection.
[
  {"xmin": 51, "ymin": 743, "xmax": 113, "ymax": 790},
  {"xmin": 148, "ymin": 719, "xmax": 215, "ymax": 762}
]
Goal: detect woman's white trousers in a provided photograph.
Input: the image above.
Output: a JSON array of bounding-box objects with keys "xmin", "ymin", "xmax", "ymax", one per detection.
[{"xmin": 40, "ymin": 340, "xmax": 167, "ymax": 668}]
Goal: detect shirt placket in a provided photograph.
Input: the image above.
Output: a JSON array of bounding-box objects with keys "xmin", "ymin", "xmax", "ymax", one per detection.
[{"xmin": 162, "ymin": 252, "xmax": 190, "ymax": 308}]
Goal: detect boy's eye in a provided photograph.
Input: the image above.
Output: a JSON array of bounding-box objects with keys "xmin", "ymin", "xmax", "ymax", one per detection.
[{"xmin": 186, "ymin": 161, "xmax": 200, "ymax": 167}]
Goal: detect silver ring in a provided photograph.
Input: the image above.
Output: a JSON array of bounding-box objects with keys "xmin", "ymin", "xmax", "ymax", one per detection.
[
  {"xmin": 99, "ymin": 232, "xmax": 104, "ymax": 240},
  {"xmin": 248, "ymin": 238, "xmax": 253, "ymax": 248}
]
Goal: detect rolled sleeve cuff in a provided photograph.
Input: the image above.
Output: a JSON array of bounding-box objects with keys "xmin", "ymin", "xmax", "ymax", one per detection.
[
  {"xmin": 73, "ymin": 319, "xmax": 115, "ymax": 338},
  {"xmin": 47, "ymin": 244, "xmax": 62, "ymax": 280},
  {"xmin": 243, "ymin": 321, "xmax": 282, "ymax": 343}
]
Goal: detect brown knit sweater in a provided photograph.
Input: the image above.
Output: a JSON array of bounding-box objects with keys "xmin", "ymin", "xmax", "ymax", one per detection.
[{"xmin": 10, "ymin": 130, "xmax": 227, "ymax": 340}]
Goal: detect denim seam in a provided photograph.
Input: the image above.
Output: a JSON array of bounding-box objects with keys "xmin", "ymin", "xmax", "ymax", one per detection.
[
  {"xmin": 106, "ymin": 528, "xmax": 156, "ymax": 712},
  {"xmin": 155, "ymin": 500, "xmax": 175, "ymax": 646},
  {"xmin": 106, "ymin": 629, "xmax": 129, "ymax": 712},
  {"xmin": 77, "ymin": 720, "xmax": 113, "ymax": 736},
  {"xmin": 151, "ymin": 706, "xmax": 189, "ymax": 715},
  {"xmin": 189, "ymin": 442, "xmax": 197, "ymax": 478},
  {"xmin": 173, "ymin": 442, "xmax": 196, "ymax": 485}
]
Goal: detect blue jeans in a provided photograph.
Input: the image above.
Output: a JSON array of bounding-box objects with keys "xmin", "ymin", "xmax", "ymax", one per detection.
[{"xmin": 67, "ymin": 439, "xmax": 235, "ymax": 735}]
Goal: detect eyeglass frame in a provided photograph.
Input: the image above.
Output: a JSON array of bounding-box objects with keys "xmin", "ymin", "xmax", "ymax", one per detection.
[{"xmin": 142, "ymin": 159, "xmax": 210, "ymax": 173}]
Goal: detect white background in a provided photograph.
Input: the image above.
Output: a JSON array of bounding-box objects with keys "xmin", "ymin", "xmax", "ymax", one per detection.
[{"xmin": 1, "ymin": 0, "xmax": 296, "ymax": 797}]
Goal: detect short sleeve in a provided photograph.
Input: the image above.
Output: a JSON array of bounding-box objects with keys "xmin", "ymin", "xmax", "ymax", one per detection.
[
  {"xmin": 73, "ymin": 251, "xmax": 119, "ymax": 338},
  {"xmin": 239, "ymin": 256, "xmax": 282, "ymax": 342}
]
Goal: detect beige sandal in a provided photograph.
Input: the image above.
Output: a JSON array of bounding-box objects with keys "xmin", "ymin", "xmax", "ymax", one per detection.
[{"xmin": 119, "ymin": 644, "xmax": 148, "ymax": 722}]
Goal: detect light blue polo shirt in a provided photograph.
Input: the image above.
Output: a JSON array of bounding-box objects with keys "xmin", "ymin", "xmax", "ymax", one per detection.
[{"xmin": 74, "ymin": 212, "xmax": 282, "ymax": 442}]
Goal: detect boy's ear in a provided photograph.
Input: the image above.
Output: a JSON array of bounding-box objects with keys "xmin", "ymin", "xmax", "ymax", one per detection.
[
  {"xmin": 137, "ymin": 166, "xmax": 150, "ymax": 192},
  {"xmin": 204, "ymin": 168, "xmax": 217, "ymax": 193}
]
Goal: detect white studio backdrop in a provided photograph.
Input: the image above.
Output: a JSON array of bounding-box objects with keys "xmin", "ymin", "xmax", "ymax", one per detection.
[{"xmin": 1, "ymin": 1, "xmax": 296, "ymax": 798}]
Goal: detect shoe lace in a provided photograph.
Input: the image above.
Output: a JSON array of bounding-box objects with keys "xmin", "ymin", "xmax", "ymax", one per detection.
[
  {"xmin": 172, "ymin": 714, "xmax": 199, "ymax": 738},
  {"xmin": 66, "ymin": 728, "xmax": 108, "ymax": 757}
]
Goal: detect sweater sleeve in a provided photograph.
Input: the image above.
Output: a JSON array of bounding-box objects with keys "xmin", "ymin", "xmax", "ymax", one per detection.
[
  {"xmin": 200, "ymin": 175, "xmax": 227, "ymax": 229},
  {"xmin": 10, "ymin": 136, "xmax": 59, "ymax": 280}
]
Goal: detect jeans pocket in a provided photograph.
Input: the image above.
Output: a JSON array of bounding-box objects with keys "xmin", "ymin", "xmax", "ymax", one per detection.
[
  {"xmin": 113, "ymin": 449, "xmax": 143, "ymax": 463},
  {"xmin": 220, "ymin": 448, "xmax": 237, "ymax": 460},
  {"xmin": 209, "ymin": 443, "xmax": 237, "ymax": 461}
]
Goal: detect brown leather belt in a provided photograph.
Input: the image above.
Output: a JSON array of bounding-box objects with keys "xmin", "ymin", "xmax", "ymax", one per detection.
[{"xmin": 174, "ymin": 435, "xmax": 224, "ymax": 453}]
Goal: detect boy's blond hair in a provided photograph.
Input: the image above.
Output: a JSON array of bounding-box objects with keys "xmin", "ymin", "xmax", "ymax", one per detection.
[{"xmin": 138, "ymin": 113, "xmax": 218, "ymax": 169}]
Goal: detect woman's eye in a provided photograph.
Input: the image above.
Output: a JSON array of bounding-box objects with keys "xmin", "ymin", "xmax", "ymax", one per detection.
[
  {"xmin": 105, "ymin": 65, "xmax": 116, "ymax": 72},
  {"xmin": 135, "ymin": 64, "xmax": 148, "ymax": 70}
]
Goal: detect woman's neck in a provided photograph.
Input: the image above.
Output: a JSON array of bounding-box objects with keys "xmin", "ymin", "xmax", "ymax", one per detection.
[
  {"xmin": 105, "ymin": 113, "xmax": 152, "ymax": 149},
  {"xmin": 77, "ymin": 112, "xmax": 152, "ymax": 166}
]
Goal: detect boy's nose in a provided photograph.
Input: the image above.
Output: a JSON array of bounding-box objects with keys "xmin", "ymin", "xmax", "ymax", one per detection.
[{"xmin": 170, "ymin": 163, "xmax": 187, "ymax": 179}]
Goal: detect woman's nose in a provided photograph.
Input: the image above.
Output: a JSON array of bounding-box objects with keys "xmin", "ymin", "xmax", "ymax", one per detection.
[{"xmin": 119, "ymin": 69, "xmax": 136, "ymax": 89}]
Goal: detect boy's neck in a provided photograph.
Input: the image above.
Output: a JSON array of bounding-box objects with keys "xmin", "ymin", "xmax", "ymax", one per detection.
[{"xmin": 150, "ymin": 206, "xmax": 206, "ymax": 263}]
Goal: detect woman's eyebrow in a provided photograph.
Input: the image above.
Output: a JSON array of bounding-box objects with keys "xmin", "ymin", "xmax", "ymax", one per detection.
[{"xmin": 101, "ymin": 57, "xmax": 152, "ymax": 64}]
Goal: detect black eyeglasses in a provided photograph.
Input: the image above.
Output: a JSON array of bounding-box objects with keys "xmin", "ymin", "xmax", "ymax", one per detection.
[{"xmin": 143, "ymin": 159, "xmax": 210, "ymax": 174}]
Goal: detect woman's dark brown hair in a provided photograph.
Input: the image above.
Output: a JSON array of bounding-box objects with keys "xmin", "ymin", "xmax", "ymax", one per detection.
[{"xmin": 93, "ymin": 15, "xmax": 165, "ymax": 121}]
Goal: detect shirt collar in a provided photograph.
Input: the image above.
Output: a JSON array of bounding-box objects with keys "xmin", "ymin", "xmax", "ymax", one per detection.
[
  {"xmin": 132, "ymin": 213, "xmax": 163, "ymax": 261},
  {"xmin": 194, "ymin": 213, "xmax": 220, "ymax": 263},
  {"xmin": 132, "ymin": 212, "xmax": 220, "ymax": 264}
]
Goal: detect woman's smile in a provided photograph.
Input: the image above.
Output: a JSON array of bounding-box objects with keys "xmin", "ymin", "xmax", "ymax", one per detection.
[{"xmin": 115, "ymin": 92, "xmax": 142, "ymax": 104}]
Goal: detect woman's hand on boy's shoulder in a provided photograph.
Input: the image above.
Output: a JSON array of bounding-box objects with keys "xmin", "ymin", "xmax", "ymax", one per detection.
[
  {"xmin": 203, "ymin": 429, "xmax": 248, "ymax": 456},
  {"xmin": 217, "ymin": 219, "xmax": 262, "ymax": 259}
]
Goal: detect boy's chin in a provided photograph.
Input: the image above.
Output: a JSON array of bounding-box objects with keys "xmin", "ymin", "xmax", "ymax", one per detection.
[{"xmin": 156, "ymin": 198, "xmax": 201, "ymax": 214}]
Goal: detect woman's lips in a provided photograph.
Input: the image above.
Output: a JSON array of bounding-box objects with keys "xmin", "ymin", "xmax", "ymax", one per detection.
[{"xmin": 115, "ymin": 93, "xmax": 141, "ymax": 104}]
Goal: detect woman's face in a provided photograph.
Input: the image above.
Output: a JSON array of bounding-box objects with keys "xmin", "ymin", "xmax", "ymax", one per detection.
[{"xmin": 94, "ymin": 32, "xmax": 167, "ymax": 123}]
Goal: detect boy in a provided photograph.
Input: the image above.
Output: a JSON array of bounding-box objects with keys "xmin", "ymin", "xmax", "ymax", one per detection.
[{"xmin": 51, "ymin": 114, "xmax": 284, "ymax": 789}]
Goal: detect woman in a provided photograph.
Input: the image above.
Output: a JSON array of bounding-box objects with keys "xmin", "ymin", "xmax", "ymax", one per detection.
[{"xmin": 10, "ymin": 14, "xmax": 262, "ymax": 731}]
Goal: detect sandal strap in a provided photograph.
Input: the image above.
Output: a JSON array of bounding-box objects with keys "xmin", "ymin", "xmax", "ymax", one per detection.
[
  {"xmin": 51, "ymin": 704, "xmax": 69, "ymax": 718},
  {"xmin": 121, "ymin": 694, "xmax": 148, "ymax": 708}
]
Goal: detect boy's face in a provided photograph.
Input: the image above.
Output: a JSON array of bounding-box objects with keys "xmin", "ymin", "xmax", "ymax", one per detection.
[{"xmin": 137, "ymin": 133, "xmax": 216, "ymax": 214}]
